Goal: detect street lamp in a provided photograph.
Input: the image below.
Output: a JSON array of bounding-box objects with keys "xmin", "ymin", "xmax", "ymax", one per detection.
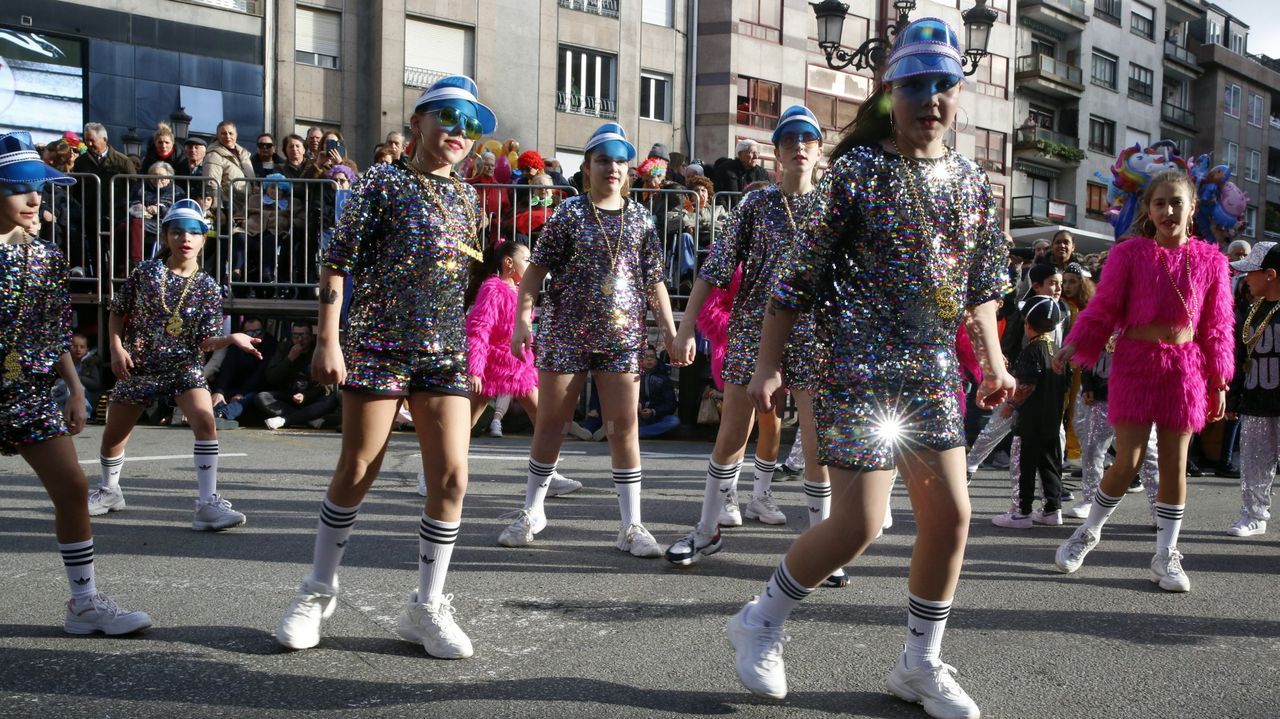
[
  {"xmin": 812, "ymin": 0, "xmax": 998, "ymax": 76},
  {"xmin": 170, "ymin": 106, "xmax": 192, "ymax": 141},
  {"xmin": 121, "ymin": 127, "xmax": 143, "ymax": 157}
]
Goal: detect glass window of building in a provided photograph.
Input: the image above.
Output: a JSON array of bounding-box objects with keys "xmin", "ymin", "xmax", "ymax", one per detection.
[{"xmin": 296, "ymin": 7, "xmax": 341, "ymax": 69}]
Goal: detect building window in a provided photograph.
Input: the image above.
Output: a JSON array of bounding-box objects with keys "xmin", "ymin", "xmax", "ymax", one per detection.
[
  {"xmin": 295, "ymin": 7, "xmax": 341, "ymax": 69},
  {"xmin": 1091, "ymin": 51, "xmax": 1117, "ymax": 91},
  {"xmin": 1089, "ymin": 116, "xmax": 1115, "ymax": 154},
  {"xmin": 1125, "ymin": 127, "xmax": 1150, "ymax": 149},
  {"xmin": 1095, "ymin": 0, "xmax": 1121, "ymax": 24},
  {"xmin": 1130, "ymin": 2, "xmax": 1154, "ymax": 40},
  {"xmin": 736, "ymin": 76, "xmax": 781, "ymax": 129},
  {"xmin": 640, "ymin": 72, "xmax": 672, "ymax": 122},
  {"xmin": 991, "ymin": 181, "xmax": 1006, "ymax": 228},
  {"xmin": 805, "ymin": 91, "xmax": 859, "ymax": 133},
  {"xmin": 1225, "ymin": 140, "xmax": 1239, "ymax": 176},
  {"xmin": 739, "ymin": 1, "xmax": 782, "ymax": 43},
  {"xmin": 1225, "ymin": 83, "xmax": 1241, "ymax": 117},
  {"xmin": 642, "ymin": 0, "xmax": 674, "ymax": 27},
  {"xmin": 1248, "ymin": 94, "xmax": 1264, "ymax": 126},
  {"xmin": 557, "ymin": 0, "xmax": 619, "ymax": 19},
  {"xmin": 972, "ymin": 54, "xmax": 1008, "ymax": 100},
  {"xmin": 1231, "ymin": 32, "xmax": 1245, "ymax": 55},
  {"xmin": 1247, "ymin": 150, "xmax": 1261, "ymax": 183},
  {"xmin": 557, "ymin": 46, "xmax": 618, "ymax": 119},
  {"xmin": 404, "ymin": 18, "xmax": 473, "ymax": 89},
  {"xmin": 1208, "ymin": 20, "xmax": 1220, "ymax": 46},
  {"xmin": 177, "ymin": 0, "xmax": 262, "ymax": 15},
  {"xmin": 1245, "ymin": 206, "xmax": 1257, "ymax": 237},
  {"xmin": 975, "ymin": 128, "xmax": 1006, "ymax": 173},
  {"xmin": 1127, "ymin": 63, "xmax": 1153, "ymax": 103},
  {"xmin": 1027, "ymin": 104, "xmax": 1055, "ymax": 130},
  {"xmin": 1086, "ymin": 182, "xmax": 1110, "ymax": 217}
]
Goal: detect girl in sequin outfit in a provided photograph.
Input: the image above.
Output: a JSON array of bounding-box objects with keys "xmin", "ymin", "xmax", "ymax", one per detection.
[
  {"xmin": 0, "ymin": 131, "xmax": 152, "ymax": 636},
  {"xmin": 275, "ymin": 75, "xmax": 494, "ymax": 659},
  {"xmin": 91, "ymin": 199, "xmax": 261, "ymax": 531},
  {"xmin": 1052, "ymin": 169, "xmax": 1234, "ymax": 592},
  {"xmin": 499, "ymin": 123, "xmax": 678, "ymax": 557},
  {"xmin": 724, "ymin": 20, "xmax": 1013, "ymax": 719},
  {"xmin": 663, "ymin": 106, "xmax": 848, "ymax": 585}
]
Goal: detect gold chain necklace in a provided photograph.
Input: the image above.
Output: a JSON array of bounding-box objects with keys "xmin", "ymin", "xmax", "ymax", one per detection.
[
  {"xmin": 158, "ymin": 263, "xmax": 200, "ymax": 337},
  {"xmin": 888, "ymin": 137, "xmax": 961, "ymax": 320},
  {"xmin": 405, "ymin": 158, "xmax": 482, "ymax": 263},
  {"xmin": 1241, "ymin": 297, "xmax": 1280, "ymax": 375},
  {"xmin": 780, "ymin": 191, "xmax": 798, "ymax": 234},
  {"xmin": 589, "ymin": 198, "xmax": 628, "ymax": 295},
  {"xmin": 2, "ymin": 241, "xmax": 30, "ymax": 383},
  {"xmin": 1157, "ymin": 242, "xmax": 1194, "ymax": 328}
]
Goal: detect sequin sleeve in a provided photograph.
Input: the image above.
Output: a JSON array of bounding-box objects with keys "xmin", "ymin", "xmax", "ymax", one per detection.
[
  {"xmin": 193, "ymin": 275, "xmax": 223, "ymax": 345},
  {"xmin": 966, "ymin": 176, "xmax": 1009, "ymax": 307},
  {"xmin": 640, "ymin": 209, "xmax": 665, "ymax": 286},
  {"xmin": 109, "ymin": 265, "xmax": 141, "ymax": 316},
  {"xmin": 39, "ymin": 243, "xmax": 73, "ymax": 369},
  {"xmin": 322, "ymin": 166, "xmax": 388, "ymax": 275},
  {"xmin": 1066, "ymin": 238, "xmax": 1134, "ymax": 368},
  {"xmin": 773, "ymin": 164, "xmax": 847, "ymax": 311},
  {"xmin": 1196, "ymin": 247, "xmax": 1234, "ymax": 386},
  {"xmin": 698, "ymin": 193, "xmax": 751, "ymax": 288},
  {"xmin": 530, "ymin": 200, "xmax": 573, "ymax": 272}
]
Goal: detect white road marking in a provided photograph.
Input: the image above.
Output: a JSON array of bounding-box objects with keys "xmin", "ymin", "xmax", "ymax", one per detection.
[{"xmin": 77, "ymin": 453, "xmax": 248, "ymax": 465}]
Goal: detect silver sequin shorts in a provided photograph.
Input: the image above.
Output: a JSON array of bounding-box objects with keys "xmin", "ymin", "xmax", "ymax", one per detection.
[
  {"xmin": 0, "ymin": 374, "xmax": 68, "ymax": 455},
  {"xmin": 110, "ymin": 363, "xmax": 208, "ymax": 405},
  {"xmin": 342, "ymin": 346, "xmax": 470, "ymax": 397}
]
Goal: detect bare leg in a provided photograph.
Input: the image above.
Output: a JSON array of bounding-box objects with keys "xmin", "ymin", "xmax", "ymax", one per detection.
[
  {"xmin": 324, "ymin": 392, "xmax": 400, "ymax": 507},
  {"xmin": 22, "ymin": 436, "xmax": 92, "ymax": 543},
  {"xmin": 408, "ymin": 393, "xmax": 471, "ymax": 522}
]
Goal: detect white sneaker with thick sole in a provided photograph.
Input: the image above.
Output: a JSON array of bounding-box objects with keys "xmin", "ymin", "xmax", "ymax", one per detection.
[
  {"xmin": 664, "ymin": 525, "xmax": 723, "ymax": 566},
  {"xmin": 1150, "ymin": 548, "xmax": 1191, "ymax": 592},
  {"xmin": 718, "ymin": 489, "xmax": 743, "ymax": 527},
  {"xmin": 725, "ymin": 599, "xmax": 787, "ymax": 700},
  {"xmin": 1054, "ymin": 526, "xmax": 1100, "ymax": 573},
  {"xmin": 276, "ymin": 576, "xmax": 339, "ymax": 649},
  {"xmin": 1227, "ymin": 513, "xmax": 1267, "ymax": 537},
  {"xmin": 744, "ymin": 491, "xmax": 787, "ymax": 525},
  {"xmin": 88, "ymin": 485, "xmax": 126, "ymax": 516},
  {"xmin": 397, "ymin": 591, "xmax": 473, "ymax": 659},
  {"xmin": 64, "ymin": 593, "xmax": 153, "ymax": 635},
  {"xmin": 886, "ymin": 650, "xmax": 981, "ymax": 719},
  {"xmin": 497, "ymin": 509, "xmax": 546, "ymax": 547},
  {"xmin": 615, "ymin": 523, "xmax": 662, "ymax": 557},
  {"xmin": 192, "ymin": 494, "xmax": 247, "ymax": 531},
  {"xmin": 1064, "ymin": 498, "xmax": 1092, "ymax": 519},
  {"xmin": 487, "ymin": 419, "xmax": 503, "ymax": 438},
  {"xmin": 546, "ymin": 472, "xmax": 582, "ymax": 497},
  {"xmin": 1031, "ymin": 509, "xmax": 1063, "ymax": 526}
]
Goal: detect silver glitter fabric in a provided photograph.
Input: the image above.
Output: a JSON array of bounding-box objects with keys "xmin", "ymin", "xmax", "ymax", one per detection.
[
  {"xmin": 699, "ymin": 184, "xmax": 822, "ymax": 390},
  {"xmin": 775, "ymin": 145, "xmax": 1009, "ymax": 470},
  {"xmin": 531, "ymin": 195, "xmax": 664, "ymax": 375},
  {"xmin": 109, "ymin": 259, "xmax": 221, "ymax": 405},
  {"xmin": 0, "ymin": 237, "xmax": 72, "ymax": 454},
  {"xmin": 323, "ymin": 161, "xmax": 478, "ymax": 394},
  {"xmin": 1237, "ymin": 416, "xmax": 1280, "ymax": 521}
]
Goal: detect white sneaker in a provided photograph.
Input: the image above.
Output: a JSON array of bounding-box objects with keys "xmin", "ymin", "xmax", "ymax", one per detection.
[
  {"xmin": 886, "ymin": 650, "xmax": 981, "ymax": 719},
  {"xmin": 191, "ymin": 494, "xmax": 247, "ymax": 531},
  {"xmin": 567, "ymin": 422, "xmax": 594, "ymax": 441},
  {"xmin": 546, "ymin": 472, "xmax": 582, "ymax": 497},
  {"xmin": 416, "ymin": 469, "xmax": 427, "ymax": 497},
  {"xmin": 497, "ymin": 509, "xmax": 545, "ymax": 547},
  {"xmin": 1227, "ymin": 513, "xmax": 1267, "ymax": 537},
  {"xmin": 1150, "ymin": 548, "xmax": 1191, "ymax": 592},
  {"xmin": 396, "ymin": 591, "xmax": 473, "ymax": 659},
  {"xmin": 725, "ymin": 599, "xmax": 788, "ymax": 699},
  {"xmin": 1054, "ymin": 526, "xmax": 1100, "ymax": 573},
  {"xmin": 64, "ymin": 593, "xmax": 153, "ymax": 635},
  {"xmin": 615, "ymin": 523, "xmax": 662, "ymax": 557},
  {"xmin": 487, "ymin": 419, "xmax": 503, "ymax": 438},
  {"xmin": 1064, "ymin": 498, "xmax": 1092, "ymax": 519},
  {"xmin": 664, "ymin": 525, "xmax": 723, "ymax": 566},
  {"xmin": 88, "ymin": 485, "xmax": 126, "ymax": 516},
  {"xmin": 992, "ymin": 511, "xmax": 1032, "ymax": 529},
  {"xmin": 718, "ymin": 488, "xmax": 742, "ymax": 527},
  {"xmin": 744, "ymin": 492, "xmax": 787, "ymax": 525},
  {"xmin": 265, "ymin": 416, "xmax": 286, "ymax": 430},
  {"xmin": 276, "ymin": 576, "xmax": 339, "ymax": 649},
  {"xmin": 1031, "ymin": 509, "xmax": 1063, "ymax": 526}
]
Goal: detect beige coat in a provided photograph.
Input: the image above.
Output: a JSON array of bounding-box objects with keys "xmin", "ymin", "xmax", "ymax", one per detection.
[{"xmin": 204, "ymin": 142, "xmax": 255, "ymax": 208}]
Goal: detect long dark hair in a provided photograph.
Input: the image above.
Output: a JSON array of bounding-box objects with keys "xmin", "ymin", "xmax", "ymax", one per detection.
[
  {"xmin": 464, "ymin": 240, "xmax": 525, "ymax": 308},
  {"xmin": 830, "ymin": 85, "xmax": 893, "ymax": 163}
]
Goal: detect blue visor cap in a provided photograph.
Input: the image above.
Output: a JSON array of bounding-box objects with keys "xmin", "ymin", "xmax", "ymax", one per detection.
[
  {"xmin": 412, "ymin": 75, "xmax": 497, "ymax": 134},
  {"xmin": 165, "ymin": 218, "xmax": 208, "ymax": 235},
  {"xmin": 592, "ymin": 140, "xmax": 635, "ymax": 162},
  {"xmin": 584, "ymin": 123, "xmax": 637, "ymax": 161},
  {"xmin": 882, "ymin": 18, "xmax": 964, "ymax": 84},
  {"xmin": 161, "ymin": 198, "xmax": 210, "ymax": 235},
  {"xmin": 0, "ymin": 132, "xmax": 77, "ymax": 189},
  {"xmin": 772, "ymin": 105, "xmax": 824, "ymax": 145}
]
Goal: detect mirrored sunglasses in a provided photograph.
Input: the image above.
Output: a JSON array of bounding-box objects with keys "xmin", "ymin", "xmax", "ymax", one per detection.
[
  {"xmin": 433, "ymin": 106, "xmax": 484, "ymax": 140},
  {"xmin": 778, "ymin": 130, "xmax": 821, "ymax": 146}
]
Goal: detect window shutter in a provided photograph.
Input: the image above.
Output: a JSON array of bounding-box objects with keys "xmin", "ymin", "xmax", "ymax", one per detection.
[{"xmin": 296, "ymin": 7, "xmax": 341, "ymax": 58}]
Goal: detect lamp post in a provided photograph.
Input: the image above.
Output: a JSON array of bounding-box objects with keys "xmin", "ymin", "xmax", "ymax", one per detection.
[
  {"xmin": 121, "ymin": 127, "xmax": 143, "ymax": 157},
  {"xmin": 812, "ymin": 0, "xmax": 998, "ymax": 76},
  {"xmin": 170, "ymin": 106, "xmax": 192, "ymax": 142}
]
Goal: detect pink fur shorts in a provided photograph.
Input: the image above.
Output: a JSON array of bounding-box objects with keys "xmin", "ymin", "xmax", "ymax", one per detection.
[{"xmin": 1107, "ymin": 337, "xmax": 1207, "ymax": 433}]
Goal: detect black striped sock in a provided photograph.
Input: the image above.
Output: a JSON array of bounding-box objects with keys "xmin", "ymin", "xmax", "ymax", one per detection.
[
  {"xmin": 59, "ymin": 538, "xmax": 96, "ymax": 599},
  {"xmin": 803, "ymin": 480, "xmax": 832, "ymax": 525},
  {"xmin": 99, "ymin": 454, "xmax": 123, "ymax": 489},
  {"xmin": 310, "ymin": 498, "xmax": 360, "ymax": 587},
  {"xmin": 524, "ymin": 458, "xmax": 556, "ymax": 514},
  {"xmin": 753, "ymin": 561, "xmax": 812, "ymax": 627},
  {"xmin": 1083, "ymin": 489, "xmax": 1122, "ymax": 531},
  {"xmin": 700, "ymin": 460, "xmax": 741, "ymax": 531},
  {"xmin": 418, "ymin": 514, "xmax": 460, "ymax": 601},
  {"xmin": 905, "ymin": 592, "xmax": 952, "ymax": 666},
  {"xmin": 613, "ymin": 467, "xmax": 643, "ymax": 527},
  {"xmin": 751, "ymin": 455, "xmax": 776, "ymax": 496},
  {"xmin": 193, "ymin": 440, "xmax": 219, "ymax": 502},
  {"xmin": 1154, "ymin": 502, "xmax": 1185, "ymax": 553}
]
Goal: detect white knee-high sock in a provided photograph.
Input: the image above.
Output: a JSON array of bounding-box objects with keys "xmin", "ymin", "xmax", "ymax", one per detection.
[
  {"xmin": 803, "ymin": 479, "xmax": 831, "ymax": 528},
  {"xmin": 418, "ymin": 513, "xmax": 460, "ymax": 602},
  {"xmin": 524, "ymin": 458, "xmax": 555, "ymax": 516},
  {"xmin": 613, "ymin": 467, "xmax": 643, "ymax": 526},
  {"xmin": 59, "ymin": 539, "xmax": 96, "ymax": 600},
  {"xmin": 905, "ymin": 593, "xmax": 952, "ymax": 667},
  {"xmin": 751, "ymin": 455, "xmax": 776, "ymax": 497},
  {"xmin": 699, "ymin": 460, "xmax": 740, "ymax": 533},
  {"xmin": 752, "ymin": 560, "xmax": 813, "ymax": 627},
  {"xmin": 100, "ymin": 454, "xmax": 123, "ymax": 489},
  {"xmin": 1154, "ymin": 502, "xmax": 1185, "ymax": 553},
  {"xmin": 309, "ymin": 498, "xmax": 359, "ymax": 587},
  {"xmin": 1083, "ymin": 489, "xmax": 1123, "ymax": 532},
  {"xmin": 193, "ymin": 440, "xmax": 219, "ymax": 502}
]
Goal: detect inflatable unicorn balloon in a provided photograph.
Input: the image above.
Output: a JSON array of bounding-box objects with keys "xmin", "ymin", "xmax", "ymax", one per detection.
[
  {"xmin": 1094, "ymin": 141, "xmax": 1191, "ymax": 238},
  {"xmin": 1191, "ymin": 153, "xmax": 1250, "ymax": 241}
]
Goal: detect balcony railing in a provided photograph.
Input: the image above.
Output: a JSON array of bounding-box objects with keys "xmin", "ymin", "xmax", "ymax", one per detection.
[
  {"xmin": 1019, "ymin": 0, "xmax": 1086, "ymax": 16},
  {"xmin": 1014, "ymin": 126, "xmax": 1081, "ymax": 151},
  {"xmin": 1012, "ymin": 195, "xmax": 1077, "ymax": 226},
  {"xmin": 1128, "ymin": 81, "xmax": 1153, "ymax": 103},
  {"xmin": 556, "ymin": 91, "xmax": 618, "ymax": 119},
  {"xmin": 1016, "ymin": 54, "xmax": 1083, "ymax": 85},
  {"xmin": 404, "ymin": 66, "xmax": 448, "ymax": 90},
  {"xmin": 1161, "ymin": 102, "xmax": 1197, "ymax": 129},
  {"xmin": 1163, "ymin": 39, "xmax": 1197, "ymax": 66},
  {"xmin": 558, "ymin": 0, "xmax": 619, "ymax": 18},
  {"xmin": 1270, "ymin": 116, "xmax": 1280, "ymax": 130}
]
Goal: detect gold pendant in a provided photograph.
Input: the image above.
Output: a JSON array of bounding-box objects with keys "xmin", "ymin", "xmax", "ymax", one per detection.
[
  {"xmin": 601, "ymin": 274, "xmax": 616, "ymax": 295},
  {"xmin": 935, "ymin": 285, "xmax": 959, "ymax": 320},
  {"xmin": 165, "ymin": 316, "xmax": 184, "ymax": 337},
  {"xmin": 2, "ymin": 351, "xmax": 23, "ymax": 383},
  {"xmin": 455, "ymin": 239, "xmax": 483, "ymax": 261}
]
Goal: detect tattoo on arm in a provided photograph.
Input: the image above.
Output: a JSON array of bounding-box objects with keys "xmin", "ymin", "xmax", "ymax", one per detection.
[
  {"xmin": 320, "ymin": 288, "xmax": 339, "ymax": 305},
  {"xmin": 964, "ymin": 311, "xmax": 995, "ymax": 375}
]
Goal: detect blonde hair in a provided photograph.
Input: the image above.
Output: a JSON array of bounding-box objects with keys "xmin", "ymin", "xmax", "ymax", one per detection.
[
  {"xmin": 1125, "ymin": 169, "xmax": 1197, "ymax": 239},
  {"xmin": 154, "ymin": 122, "xmax": 174, "ymax": 140}
]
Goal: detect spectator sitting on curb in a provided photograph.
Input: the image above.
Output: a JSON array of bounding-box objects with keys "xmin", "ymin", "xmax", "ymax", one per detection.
[
  {"xmin": 210, "ymin": 317, "xmax": 276, "ymax": 426},
  {"xmin": 255, "ymin": 322, "xmax": 339, "ymax": 429},
  {"xmin": 639, "ymin": 345, "xmax": 681, "ymax": 438}
]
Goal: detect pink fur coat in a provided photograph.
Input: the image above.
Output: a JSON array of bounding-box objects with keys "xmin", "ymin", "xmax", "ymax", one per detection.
[{"xmin": 466, "ymin": 275, "xmax": 537, "ymax": 397}]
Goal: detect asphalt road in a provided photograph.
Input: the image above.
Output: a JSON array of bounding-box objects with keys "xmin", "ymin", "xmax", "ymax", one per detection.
[{"xmin": 1, "ymin": 425, "xmax": 1277, "ymax": 718}]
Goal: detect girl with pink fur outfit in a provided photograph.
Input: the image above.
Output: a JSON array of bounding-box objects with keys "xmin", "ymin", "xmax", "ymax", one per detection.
[{"xmin": 1052, "ymin": 169, "xmax": 1234, "ymax": 592}]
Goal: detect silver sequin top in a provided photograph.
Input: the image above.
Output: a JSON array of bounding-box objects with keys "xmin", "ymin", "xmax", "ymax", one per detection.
[
  {"xmin": 111, "ymin": 259, "xmax": 222, "ymax": 371},
  {"xmin": 0, "ymin": 237, "xmax": 72, "ymax": 376}
]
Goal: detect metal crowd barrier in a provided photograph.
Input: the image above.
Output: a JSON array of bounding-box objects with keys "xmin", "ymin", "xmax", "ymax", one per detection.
[
  {"xmin": 471, "ymin": 181, "xmax": 577, "ymax": 250},
  {"xmin": 226, "ymin": 176, "xmax": 339, "ymax": 300},
  {"xmin": 42, "ymin": 172, "xmax": 102, "ymax": 299},
  {"xmin": 107, "ymin": 173, "xmax": 222, "ymax": 288}
]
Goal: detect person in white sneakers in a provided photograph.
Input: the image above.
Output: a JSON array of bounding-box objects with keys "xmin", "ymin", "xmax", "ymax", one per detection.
[
  {"xmin": 725, "ymin": 20, "xmax": 1013, "ymax": 719},
  {"xmin": 276, "ymin": 75, "xmax": 499, "ymax": 657},
  {"xmin": 499, "ymin": 123, "xmax": 678, "ymax": 558},
  {"xmin": 0, "ymin": 131, "xmax": 152, "ymax": 635},
  {"xmin": 1052, "ymin": 169, "xmax": 1234, "ymax": 593},
  {"xmin": 91, "ymin": 199, "xmax": 261, "ymax": 530},
  {"xmin": 662, "ymin": 105, "xmax": 845, "ymax": 585},
  {"xmin": 1224, "ymin": 241, "xmax": 1280, "ymax": 537}
]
